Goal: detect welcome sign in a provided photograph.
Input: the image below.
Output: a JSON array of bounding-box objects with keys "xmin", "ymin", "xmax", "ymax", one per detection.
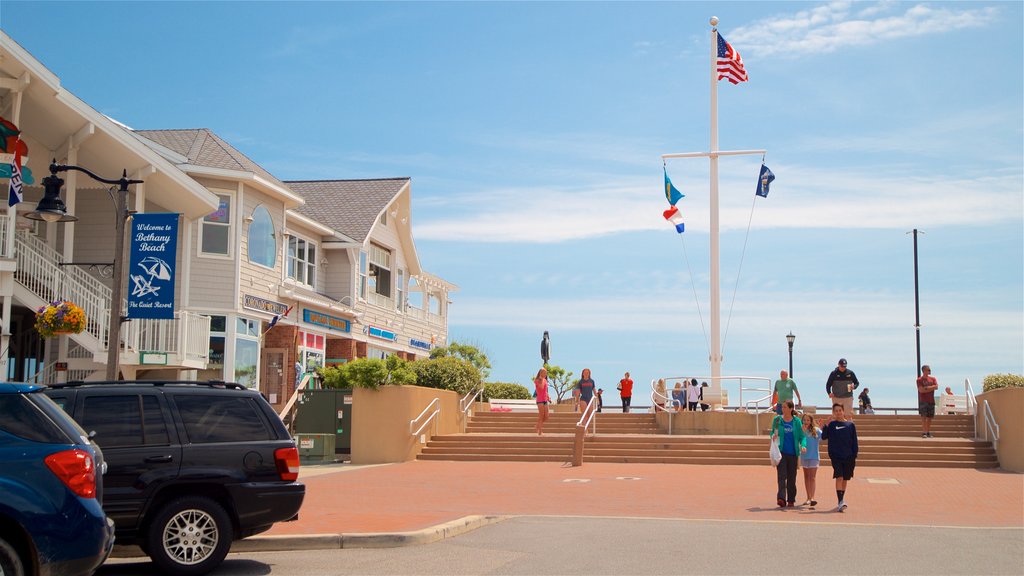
[{"xmin": 127, "ymin": 213, "xmax": 178, "ymax": 319}]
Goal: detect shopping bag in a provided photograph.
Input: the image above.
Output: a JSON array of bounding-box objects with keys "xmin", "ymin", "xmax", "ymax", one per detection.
[{"xmin": 769, "ymin": 436, "xmax": 782, "ymax": 467}]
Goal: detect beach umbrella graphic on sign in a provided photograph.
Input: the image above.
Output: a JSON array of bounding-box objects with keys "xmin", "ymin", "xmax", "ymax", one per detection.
[{"xmin": 131, "ymin": 257, "xmax": 172, "ymax": 298}]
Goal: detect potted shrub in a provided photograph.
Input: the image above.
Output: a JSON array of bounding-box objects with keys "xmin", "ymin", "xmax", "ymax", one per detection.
[{"xmin": 35, "ymin": 300, "xmax": 87, "ymax": 338}]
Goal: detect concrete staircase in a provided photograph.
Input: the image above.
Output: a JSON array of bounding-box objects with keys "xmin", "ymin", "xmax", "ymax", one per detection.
[{"xmin": 418, "ymin": 412, "xmax": 997, "ymax": 469}]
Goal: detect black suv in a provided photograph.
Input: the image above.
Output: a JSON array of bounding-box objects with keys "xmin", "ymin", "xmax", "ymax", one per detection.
[{"xmin": 45, "ymin": 381, "xmax": 304, "ymax": 576}]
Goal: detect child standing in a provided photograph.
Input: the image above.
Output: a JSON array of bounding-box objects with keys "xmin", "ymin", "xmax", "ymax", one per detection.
[
  {"xmin": 533, "ymin": 368, "xmax": 550, "ymax": 435},
  {"xmin": 821, "ymin": 403, "xmax": 859, "ymax": 512},
  {"xmin": 799, "ymin": 413, "xmax": 821, "ymax": 507}
]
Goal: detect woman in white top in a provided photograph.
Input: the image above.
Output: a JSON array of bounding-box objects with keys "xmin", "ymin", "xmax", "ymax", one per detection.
[{"xmin": 686, "ymin": 378, "xmax": 702, "ymax": 411}]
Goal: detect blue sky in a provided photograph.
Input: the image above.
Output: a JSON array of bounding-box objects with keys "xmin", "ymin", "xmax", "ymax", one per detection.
[{"xmin": 3, "ymin": 1, "xmax": 1021, "ymax": 408}]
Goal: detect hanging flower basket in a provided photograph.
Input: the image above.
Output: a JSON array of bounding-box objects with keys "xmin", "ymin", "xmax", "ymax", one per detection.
[{"xmin": 35, "ymin": 300, "xmax": 87, "ymax": 338}]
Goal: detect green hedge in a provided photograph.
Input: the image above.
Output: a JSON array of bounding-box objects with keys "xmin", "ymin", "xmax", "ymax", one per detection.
[
  {"xmin": 983, "ymin": 373, "xmax": 1024, "ymax": 392},
  {"xmin": 409, "ymin": 356, "xmax": 481, "ymax": 395},
  {"xmin": 482, "ymin": 382, "xmax": 532, "ymax": 401},
  {"xmin": 318, "ymin": 356, "xmax": 416, "ymax": 390}
]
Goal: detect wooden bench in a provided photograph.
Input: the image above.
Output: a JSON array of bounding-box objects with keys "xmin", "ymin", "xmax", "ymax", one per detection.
[
  {"xmin": 489, "ymin": 399, "xmax": 538, "ymax": 413},
  {"xmin": 940, "ymin": 394, "xmax": 968, "ymax": 415}
]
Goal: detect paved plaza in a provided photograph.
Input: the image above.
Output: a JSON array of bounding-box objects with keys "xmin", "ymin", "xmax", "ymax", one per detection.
[{"xmin": 262, "ymin": 460, "xmax": 1022, "ymax": 537}]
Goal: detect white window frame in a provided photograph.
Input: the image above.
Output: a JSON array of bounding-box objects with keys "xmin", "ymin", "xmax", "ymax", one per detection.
[
  {"xmin": 287, "ymin": 234, "xmax": 318, "ymax": 288},
  {"xmin": 358, "ymin": 250, "xmax": 368, "ymax": 300},
  {"xmin": 199, "ymin": 190, "xmax": 234, "ymax": 259},
  {"xmin": 368, "ymin": 244, "xmax": 392, "ymax": 299},
  {"xmin": 396, "ymin": 268, "xmax": 405, "ymax": 311},
  {"xmin": 246, "ymin": 205, "xmax": 277, "ymax": 270}
]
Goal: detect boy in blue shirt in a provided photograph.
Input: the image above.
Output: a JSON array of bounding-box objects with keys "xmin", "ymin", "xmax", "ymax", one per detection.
[{"xmin": 821, "ymin": 403, "xmax": 858, "ymax": 512}]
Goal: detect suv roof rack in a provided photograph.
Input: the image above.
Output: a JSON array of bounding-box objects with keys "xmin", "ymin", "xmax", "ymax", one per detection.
[{"xmin": 48, "ymin": 380, "xmax": 248, "ymax": 391}]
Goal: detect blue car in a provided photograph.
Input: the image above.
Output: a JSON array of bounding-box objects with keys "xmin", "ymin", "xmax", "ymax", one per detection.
[{"xmin": 0, "ymin": 382, "xmax": 115, "ymax": 576}]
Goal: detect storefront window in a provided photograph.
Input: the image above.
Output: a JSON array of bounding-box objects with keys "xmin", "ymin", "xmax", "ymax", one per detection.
[
  {"xmin": 235, "ymin": 317, "xmax": 260, "ymax": 388},
  {"xmin": 207, "ymin": 315, "xmax": 226, "ymax": 368},
  {"xmin": 299, "ymin": 331, "xmax": 325, "ymax": 372}
]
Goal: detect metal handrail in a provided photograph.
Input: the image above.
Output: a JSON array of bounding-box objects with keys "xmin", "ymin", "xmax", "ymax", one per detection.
[
  {"xmin": 965, "ymin": 377, "xmax": 977, "ymax": 438},
  {"xmin": 746, "ymin": 391, "xmax": 774, "ymax": 436},
  {"xmin": 981, "ymin": 399, "xmax": 1000, "ymax": 452},
  {"xmin": 653, "ymin": 375, "xmax": 771, "ymax": 410},
  {"xmin": 459, "ymin": 387, "xmax": 484, "ymax": 433},
  {"xmin": 576, "ymin": 395, "xmax": 597, "ymax": 435},
  {"xmin": 410, "ymin": 397, "xmax": 441, "ymax": 437},
  {"xmin": 460, "ymin": 387, "xmax": 484, "ymax": 415},
  {"xmin": 650, "ymin": 385, "xmax": 675, "ymax": 435}
]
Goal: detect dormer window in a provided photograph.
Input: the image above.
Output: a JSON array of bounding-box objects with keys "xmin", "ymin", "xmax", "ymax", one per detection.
[{"xmin": 287, "ymin": 236, "xmax": 317, "ymax": 287}]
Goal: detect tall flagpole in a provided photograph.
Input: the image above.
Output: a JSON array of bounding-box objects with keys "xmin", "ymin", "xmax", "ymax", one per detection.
[
  {"xmin": 709, "ymin": 17, "xmax": 722, "ymax": 388},
  {"xmin": 661, "ymin": 16, "xmax": 764, "ymax": 401}
]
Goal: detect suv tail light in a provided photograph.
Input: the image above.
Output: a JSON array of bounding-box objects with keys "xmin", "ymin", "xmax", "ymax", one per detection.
[
  {"xmin": 45, "ymin": 449, "xmax": 96, "ymax": 499},
  {"xmin": 275, "ymin": 447, "xmax": 300, "ymax": 481}
]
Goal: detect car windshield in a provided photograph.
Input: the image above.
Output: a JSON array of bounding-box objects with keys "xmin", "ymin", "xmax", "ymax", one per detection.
[{"xmin": 29, "ymin": 390, "xmax": 93, "ymax": 445}]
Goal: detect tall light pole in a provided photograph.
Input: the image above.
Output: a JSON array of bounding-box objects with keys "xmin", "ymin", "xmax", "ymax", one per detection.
[
  {"xmin": 909, "ymin": 229, "xmax": 924, "ymax": 377},
  {"xmin": 786, "ymin": 332, "xmax": 795, "ymax": 377},
  {"xmin": 27, "ymin": 161, "xmax": 142, "ymax": 380}
]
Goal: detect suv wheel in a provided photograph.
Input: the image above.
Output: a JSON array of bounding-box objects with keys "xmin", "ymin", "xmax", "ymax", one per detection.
[
  {"xmin": 0, "ymin": 537, "xmax": 25, "ymax": 576},
  {"xmin": 146, "ymin": 496, "xmax": 232, "ymax": 576}
]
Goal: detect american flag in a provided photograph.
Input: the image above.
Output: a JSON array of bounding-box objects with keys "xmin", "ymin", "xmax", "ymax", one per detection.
[{"xmin": 717, "ymin": 33, "xmax": 748, "ymax": 84}]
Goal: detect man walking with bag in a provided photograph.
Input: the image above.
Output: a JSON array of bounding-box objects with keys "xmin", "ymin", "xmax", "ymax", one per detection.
[{"xmin": 826, "ymin": 358, "xmax": 859, "ymax": 421}]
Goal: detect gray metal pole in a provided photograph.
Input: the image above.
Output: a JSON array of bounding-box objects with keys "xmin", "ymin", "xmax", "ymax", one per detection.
[
  {"xmin": 105, "ymin": 182, "xmax": 128, "ymax": 380},
  {"xmin": 912, "ymin": 228, "xmax": 922, "ymax": 378}
]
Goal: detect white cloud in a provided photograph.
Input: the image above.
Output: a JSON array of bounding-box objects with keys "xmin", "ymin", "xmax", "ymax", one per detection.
[
  {"xmin": 415, "ymin": 162, "xmax": 1022, "ymax": 242},
  {"xmin": 728, "ymin": 1, "xmax": 998, "ymax": 57}
]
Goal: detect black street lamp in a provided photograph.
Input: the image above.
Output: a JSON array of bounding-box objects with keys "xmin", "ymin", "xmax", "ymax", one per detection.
[
  {"xmin": 786, "ymin": 332, "xmax": 795, "ymax": 377},
  {"xmin": 26, "ymin": 161, "xmax": 143, "ymax": 380}
]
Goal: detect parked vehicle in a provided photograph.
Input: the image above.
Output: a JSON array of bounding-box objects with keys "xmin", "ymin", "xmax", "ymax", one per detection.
[
  {"xmin": 45, "ymin": 380, "xmax": 304, "ymax": 576},
  {"xmin": 0, "ymin": 382, "xmax": 115, "ymax": 576}
]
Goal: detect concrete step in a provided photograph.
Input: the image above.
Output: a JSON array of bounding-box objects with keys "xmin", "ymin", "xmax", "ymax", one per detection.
[{"xmin": 419, "ymin": 432, "xmax": 997, "ymax": 468}]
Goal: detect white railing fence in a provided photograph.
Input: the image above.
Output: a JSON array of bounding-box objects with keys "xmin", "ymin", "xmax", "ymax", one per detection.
[
  {"xmin": 15, "ymin": 230, "xmax": 113, "ymax": 348},
  {"xmin": 13, "ymin": 231, "xmax": 211, "ymax": 369}
]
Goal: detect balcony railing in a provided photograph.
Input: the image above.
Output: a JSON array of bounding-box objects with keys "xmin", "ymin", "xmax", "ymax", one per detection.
[{"xmin": 122, "ymin": 311, "xmax": 211, "ymax": 363}]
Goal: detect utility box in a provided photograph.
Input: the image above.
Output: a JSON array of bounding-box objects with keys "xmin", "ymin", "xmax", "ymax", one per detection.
[
  {"xmin": 294, "ymin": 433, "xmax": 336, "ymax": 464},
  {"xmin": 294, "ymin": 388, "xmax": 353, "ymax": 456}
]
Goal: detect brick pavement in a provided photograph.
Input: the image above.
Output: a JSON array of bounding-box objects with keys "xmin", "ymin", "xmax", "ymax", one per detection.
[{"xmin": 264, "ymin": 460, "xmax": 1024, "ymax": 537}]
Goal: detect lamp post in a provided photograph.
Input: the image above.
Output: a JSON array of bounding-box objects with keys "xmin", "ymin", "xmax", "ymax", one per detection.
[
  {"xmin": 786, "ymin": 332, "xmax": 795, "ymax": 377},
  {"xmin": 26, "ymin": 161, "xmax": 143, "ymax": 380}
]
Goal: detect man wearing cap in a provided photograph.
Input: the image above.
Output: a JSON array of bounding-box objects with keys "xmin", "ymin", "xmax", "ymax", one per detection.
[{"xmin": 826, "ymin": 358, "xmax": 860, "ymax": 421}]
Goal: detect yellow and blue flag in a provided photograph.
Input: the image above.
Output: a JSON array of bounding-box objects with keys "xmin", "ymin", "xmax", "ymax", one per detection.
[{"xmin": 664, "ymin": 167, "xmax": 683, "ymax": 206}]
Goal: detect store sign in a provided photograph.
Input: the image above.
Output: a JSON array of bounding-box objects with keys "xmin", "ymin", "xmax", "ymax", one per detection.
[
  {"xmin": 367, "ymin": 325, "xmax": 397, "ymax": 342},
  {"xmin": 140, "ymin": 352, "xmax": 168, "ymax": 365},
  {"xmin": 127, "ymin": 213, "xmax": 179, "ymax": 319},
  {"xmin": 302, "ymin": 309, "xmax": 351, "ymax": 333},
  {"xmin": 410, "ymin": 338, "xmax": 431, "ymax": 351},
  {"xmin": 242, "ymin": 294, "xmax": 289, "ymax": 316}
]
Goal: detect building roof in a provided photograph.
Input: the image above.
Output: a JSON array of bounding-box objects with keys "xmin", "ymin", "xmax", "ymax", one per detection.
[
  {"xmin": 285, "ymin": 178, "xmax": 409, "ymax": 243},
  {"xmin": 133, "ymin": 128, "xmax": 292, "ymax": 194}
]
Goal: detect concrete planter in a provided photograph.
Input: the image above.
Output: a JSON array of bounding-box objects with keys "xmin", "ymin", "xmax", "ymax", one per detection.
[
  {"xmin": 350, "ymin": 385, "xmax": 460, "ymax": 465},
  {"xmin": 976, "ymin": 387, "xmax": 1024, "ymax": 472}
]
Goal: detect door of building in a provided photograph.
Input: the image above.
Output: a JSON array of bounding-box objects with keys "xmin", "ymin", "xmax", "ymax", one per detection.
[{"xmin": 260, "ymin": 349, "xmax": 285, "ymax": 405}]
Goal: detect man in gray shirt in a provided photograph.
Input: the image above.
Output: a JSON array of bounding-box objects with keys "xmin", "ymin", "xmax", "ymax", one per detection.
[{"xmin": 826, "ymin": 358, "xmax": 860, "ymax": 421}]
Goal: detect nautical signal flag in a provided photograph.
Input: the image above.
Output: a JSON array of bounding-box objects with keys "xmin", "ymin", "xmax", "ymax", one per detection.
[
  {"xmin": 717, "ymin": 33, "xmax": 748, "ymax": 84},
  {"xmin": 664, "ymin": 167, "xmax": 683, "ymax": 206},
  {"xmin": 263, "ymin": 305, "xmax": 294, "ymax": 335},
  {"xmin": 7, "ymin": 142, "xmax": 23, "ymax": 207},
  {"xmin": 755, "ymin": 164, "xmax": 775, "ymax": 198},
  {"xmin": 663, "ymin": 205, "xmax": 685, "ymax": 233}
]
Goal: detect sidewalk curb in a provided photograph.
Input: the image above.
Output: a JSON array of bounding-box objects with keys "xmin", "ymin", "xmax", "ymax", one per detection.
[{"xmin": 111, "ymin": 514, "xmax": 505, "ymax": 558}]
